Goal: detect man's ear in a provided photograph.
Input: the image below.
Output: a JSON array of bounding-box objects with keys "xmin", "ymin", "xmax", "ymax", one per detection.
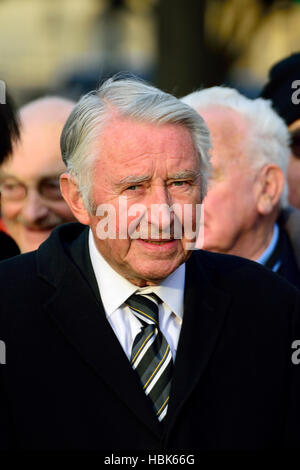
[
  {"xmin": 256, "ymin": 164, "xmax": 285, "ymax": 215},
  {"xmin": 60, "ymin": 173, "xmax": 90, "ymax": 225}
]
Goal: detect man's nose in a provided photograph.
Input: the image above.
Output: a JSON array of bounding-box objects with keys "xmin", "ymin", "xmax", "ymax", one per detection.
[
  {"xmin": 146, "ymin": 186, "xmax": 174, "ymax": 232},
  {"xmin": 147, "ymin": 184, "xmax": 173, "ymax": 206},
  {"xmin": 20, "ymin": 191, "xmax": 49, "ymax": 223}
]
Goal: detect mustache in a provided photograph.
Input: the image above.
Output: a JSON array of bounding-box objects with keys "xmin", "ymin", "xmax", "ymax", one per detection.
[{"xmin": 127, "ymin": 223, "xmax": 187, "ymax": 240}]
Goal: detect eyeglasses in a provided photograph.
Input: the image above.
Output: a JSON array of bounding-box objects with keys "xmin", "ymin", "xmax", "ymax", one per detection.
[
  {"xmin": 290, "ymin": 129, "xmax": 300, "ymax": 159},
  {"xmin": 0, "ymin": 176, "xmax": 63, "ymax": 202}
]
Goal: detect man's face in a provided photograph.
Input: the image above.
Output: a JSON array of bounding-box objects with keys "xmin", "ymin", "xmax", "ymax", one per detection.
[
  {"xmin": 86, "ymin": 116, "xmax": 201, "ymax": 286},
  {"xmin": 200, "ymin": 107, "xmax": 259, "ymax": 256},
  {"xmin": 0, "ymin": 121, "xmax": 75, "ymax": 253}
]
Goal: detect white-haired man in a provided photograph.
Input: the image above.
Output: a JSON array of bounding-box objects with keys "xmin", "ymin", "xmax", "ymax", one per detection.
[
  {"xmin": 0, "ymin": 96, "xmax": 76, "ymax": 253},
  {"xmin": 1, "ymin": 77, "xmax": 300, "ymax": 451},
  {"xmin": 182, "ymin": 87, "xmax": 300, "ymax": 289}
]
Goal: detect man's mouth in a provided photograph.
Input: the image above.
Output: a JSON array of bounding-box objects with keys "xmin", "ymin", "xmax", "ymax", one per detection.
[{"xmin": 139, "ymin": 238, "xmax": 176, "ymax": 245}]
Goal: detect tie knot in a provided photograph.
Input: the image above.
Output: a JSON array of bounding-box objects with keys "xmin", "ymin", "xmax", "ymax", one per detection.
[{"xmin": 126, "ymin": 293, "xmax": 160, "ymax": 326}]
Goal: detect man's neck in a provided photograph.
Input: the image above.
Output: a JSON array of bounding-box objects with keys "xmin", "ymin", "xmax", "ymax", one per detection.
[{"xmin": 227, "ymin": 221, "xmax": 276, "ymax": 262}]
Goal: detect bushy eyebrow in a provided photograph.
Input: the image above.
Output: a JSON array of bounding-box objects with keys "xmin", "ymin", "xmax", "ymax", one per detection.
[
  {"xmin": 116, "ymin": 170, "xmax": 200, "ymax": 187},
  {"xmin": 168, "ymin": 170, "xmax": 200, "ymax": 180},
  {"xmin": 116, "ymin": 175, "xmax": 151, "ymax": 187}
]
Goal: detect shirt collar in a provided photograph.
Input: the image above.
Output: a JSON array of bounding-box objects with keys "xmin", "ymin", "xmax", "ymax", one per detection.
[
  {"xmin": 88, "ymin": 229, "xmax": 185, "ymax": 322},
  {"xmin": 256, "ymin": 223, "xmax": 279, "ymax": 266}
]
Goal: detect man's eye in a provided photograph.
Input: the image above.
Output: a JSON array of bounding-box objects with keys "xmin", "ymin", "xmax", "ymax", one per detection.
[
  {"xmin": 40, "ymin": 180, "xmax": 62, "ymax": 200},
  {"xmin": 172, "ymin": 181, "xmax": 189, "ymax": 187},
  {"xmin": 0, "ymin": 181, "xmax": 26, "ymax": 200},
  {"xmin": 126, "ymin": 185, "xmax": 140, "ymax": 191},
  {"xmin": 2, "ymin": 182, "xmax": 21, "ymax": 191}
]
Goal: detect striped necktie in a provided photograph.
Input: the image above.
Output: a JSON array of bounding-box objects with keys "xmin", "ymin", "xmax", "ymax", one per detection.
[{"xmin": 125, "ymin": 293, "xmax": 173, "ymax": 422}]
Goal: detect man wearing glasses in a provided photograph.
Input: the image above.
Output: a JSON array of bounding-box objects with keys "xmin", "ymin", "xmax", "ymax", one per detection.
[{"xmin": 0, "ymin": 96, "xmax": 76, "ymax": 253}]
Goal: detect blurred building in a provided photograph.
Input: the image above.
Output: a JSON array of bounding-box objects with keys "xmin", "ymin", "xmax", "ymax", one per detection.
[
  {"xmin": 0, "ymin": 0, "xmax": 157, "ymax": 104},
  {"xmin": 206, "ymin": 0, "xmax": 300, "ymax": 96},
  {"xmin": 0, "ymin": 0, "xmax": 299, "ymax": 104}
]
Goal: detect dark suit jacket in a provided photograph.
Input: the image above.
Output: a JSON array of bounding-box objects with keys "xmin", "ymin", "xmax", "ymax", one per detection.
[
  {"xmin": 1, "ymin": 223, "xmax": 300, "ymax": 450},
  {"xmin": 279, "ymin": 207, "xmax": 300, "ymax": 273},
  {"xmin": 0, "ymin": 230, "xmax": 19, "ymax": 261},
  {"xmin": 277, "ymin": 227, "xmax": 300, "ymax": 289}
]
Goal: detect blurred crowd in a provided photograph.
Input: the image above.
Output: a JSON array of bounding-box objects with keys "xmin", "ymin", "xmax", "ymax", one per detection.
[{"xmin": 1, "ymin": 52, "xmax": 300, "ymax": 290}]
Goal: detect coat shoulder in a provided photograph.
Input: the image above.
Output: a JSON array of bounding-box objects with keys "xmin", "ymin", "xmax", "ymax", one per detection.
[{"xmin": 191, "ymin": 249, "xmax": 300, "ymax": 299}]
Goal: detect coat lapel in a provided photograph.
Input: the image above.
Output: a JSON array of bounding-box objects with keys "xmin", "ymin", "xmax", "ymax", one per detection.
[
  {"xmin": 36, "ymin": 224, "xmax": 232, "ymax": 438},
  {"xmin": 164, "ymin": 251, "xmax": 232, "ymax": 432},
  {"xmin": 37, "ymin": 224, "xmax": 162, "ymax": 439}
]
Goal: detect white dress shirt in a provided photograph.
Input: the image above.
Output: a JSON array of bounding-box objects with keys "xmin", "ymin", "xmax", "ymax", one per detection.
[{"xmin": 88, "ymin": 230, "xmax": 185, "ymax": 361}]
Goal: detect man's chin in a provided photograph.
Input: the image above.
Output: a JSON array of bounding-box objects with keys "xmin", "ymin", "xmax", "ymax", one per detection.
[{"xmin": 126, "ymin": 260, "xmax": 184, "ymax": 286}]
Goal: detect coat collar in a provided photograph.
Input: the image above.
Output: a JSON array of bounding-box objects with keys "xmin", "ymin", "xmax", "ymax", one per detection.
[{"xmin": 37, "ymin": 223, "xmax": 232, "ymax": 437}]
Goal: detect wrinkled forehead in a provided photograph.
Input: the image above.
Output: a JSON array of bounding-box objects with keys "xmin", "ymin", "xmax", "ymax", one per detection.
[{"xmin": 93, "ymin": 116, "xmax": 198, "ymax": 172}]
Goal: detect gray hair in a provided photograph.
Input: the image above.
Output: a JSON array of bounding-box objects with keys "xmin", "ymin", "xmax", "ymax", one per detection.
[
  {"xmin": 61, "ymin": 76, "xmax": 212, "ymax": 213},
  {"xmin": 181, "ymin": 86, "xmax": 290, "ymax": 207}
]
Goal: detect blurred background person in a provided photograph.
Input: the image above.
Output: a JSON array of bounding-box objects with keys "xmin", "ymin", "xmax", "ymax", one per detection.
[
  {"xmin": 260, "ymin": 53, "xmax": 300, "ymax": 210},
  {"xmin": 1, "ymin": 0, "xmax": 300, "ymax": 254},
  {"xmin": 0, "ymin": 96, "xmax": 76, "ymax": 253},
  {"xmin": 0, "ymin": 90, "xmax": 21, "ymax": 260},
  {"xmin": 182, "ymin": 87, "xmax": 300, "ymax": 288}
]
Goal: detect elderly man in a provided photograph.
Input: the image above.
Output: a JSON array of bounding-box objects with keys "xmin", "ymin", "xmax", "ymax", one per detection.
[
  {"xmin": 182, "ymin": 86, "xmax": 300, "ymax": 289},
  {"xmin": 1, "ymin": 77, "xmax": 300, "ymax": 450},
  {"xmin": 0, "ymin": 96, "xmax": 76, "ymax": 253}
]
